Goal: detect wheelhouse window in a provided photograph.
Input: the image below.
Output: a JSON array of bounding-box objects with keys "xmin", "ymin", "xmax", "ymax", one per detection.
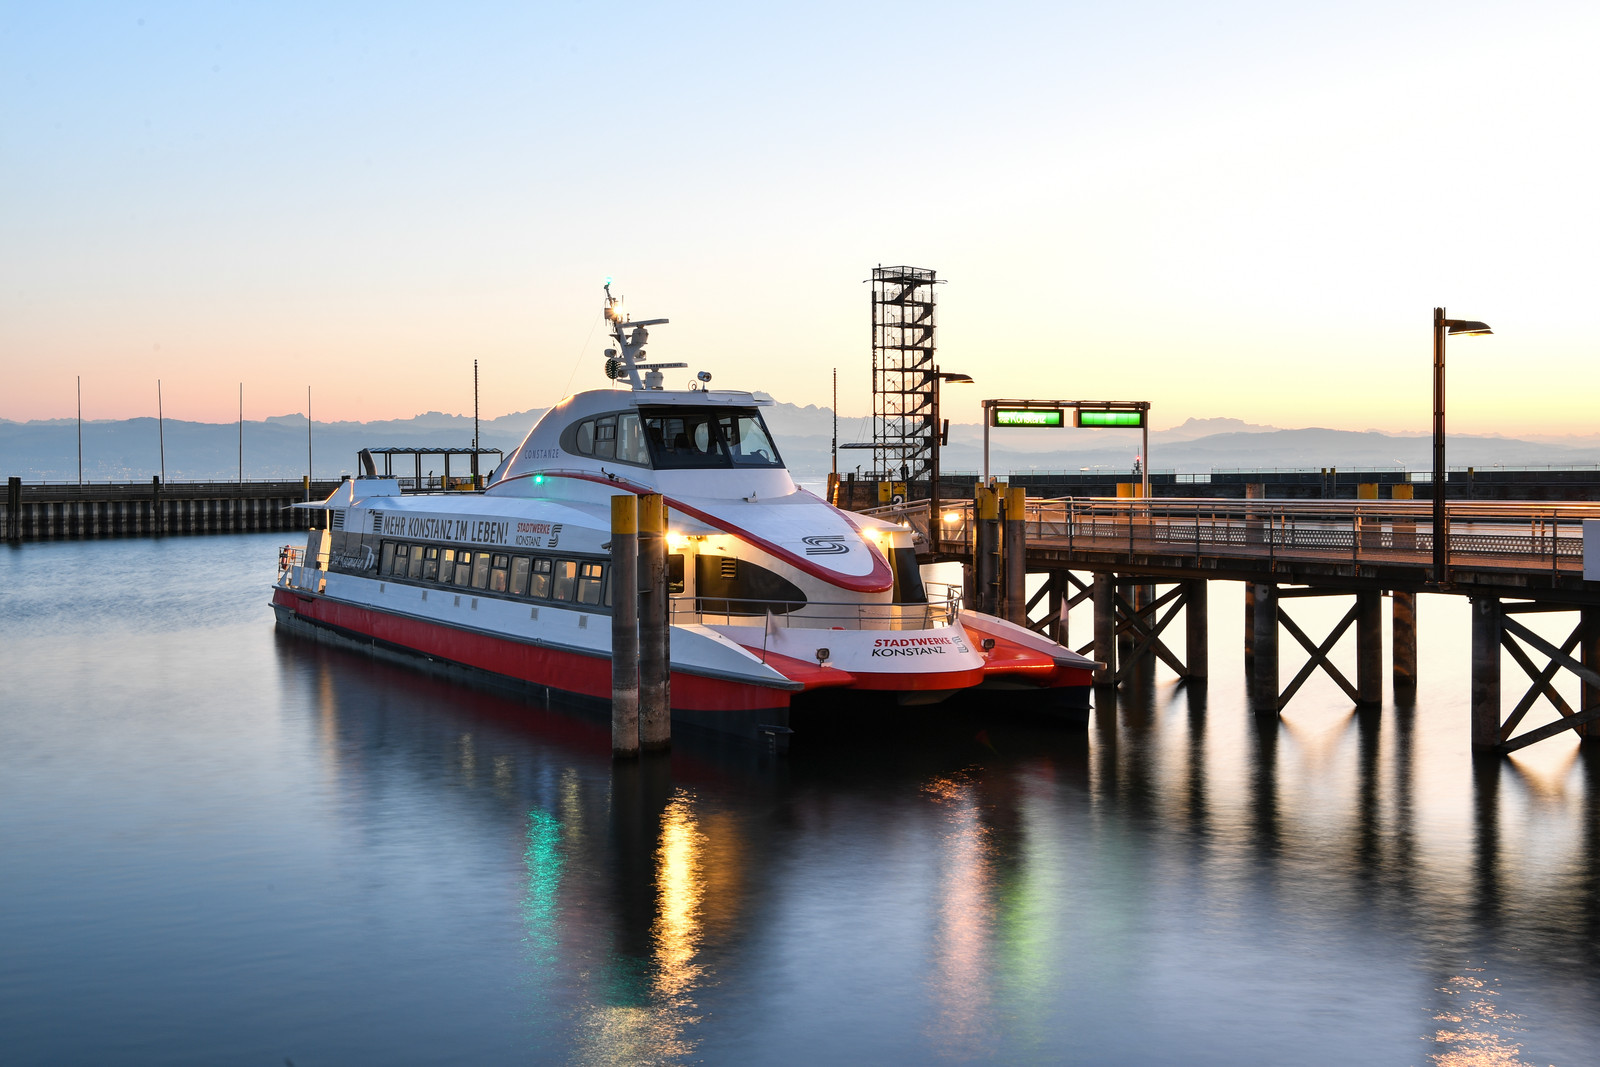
[
  {"xmin": 593, "ymin": 415, "xmax": 617, "ymax": 459},
  {"xmin": 641, "ymin": 407, "xmax": 783, "ymax": 470},
  {"xmin": 616, "ymin": 413, "xmax": 647, "ymax": 464}
]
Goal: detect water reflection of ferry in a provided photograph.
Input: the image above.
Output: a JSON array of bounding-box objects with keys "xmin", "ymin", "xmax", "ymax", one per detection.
[{"xmin": 272, "ymin": 285, "xmax": 1095, "ymax": 740}]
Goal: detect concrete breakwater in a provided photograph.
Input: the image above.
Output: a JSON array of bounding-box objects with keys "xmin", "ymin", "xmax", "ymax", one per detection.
[{"xmin": 3, "ymin": 477, "xmax": 343, "ymax": 542}]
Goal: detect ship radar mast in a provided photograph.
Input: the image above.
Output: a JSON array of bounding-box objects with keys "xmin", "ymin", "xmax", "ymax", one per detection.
[{"xmin": 602, "ymin": 280, "xmax": 689, "ymax": 391}]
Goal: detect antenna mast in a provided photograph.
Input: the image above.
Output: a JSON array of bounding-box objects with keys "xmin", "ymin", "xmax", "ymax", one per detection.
[{"xmin": 601, "ymin": 280, "xmax": 677, "ymax": 391}]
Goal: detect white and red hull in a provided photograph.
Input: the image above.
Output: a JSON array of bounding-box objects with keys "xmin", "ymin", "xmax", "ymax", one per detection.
[{"xmin": 271, "ymin": 579, "xmax": 1092, "ymax": 740}]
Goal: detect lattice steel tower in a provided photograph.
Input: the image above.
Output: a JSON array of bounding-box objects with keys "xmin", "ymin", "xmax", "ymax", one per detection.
[{"xmin": 869, "ymin": 265, "xmax": 940, "ymax": 487}]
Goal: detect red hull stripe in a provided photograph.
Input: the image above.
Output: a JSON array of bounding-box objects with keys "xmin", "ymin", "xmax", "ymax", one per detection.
[
  {"xmin": 273, "ymin": 588, "xmax": 792, "ymax": 714},
  {"xmin": 498, "ymin": 470, "xmax": 895, "ymax": 594}
]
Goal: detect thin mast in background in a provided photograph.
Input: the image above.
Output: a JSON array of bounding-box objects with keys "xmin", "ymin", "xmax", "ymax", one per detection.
[
  {"xmin": 306, "ymin": 386, "xmax": 312, "ymax": 500},
  {"xmin": 238, "ymin": 383, "xmax": 243, "ymax": 484},
  {"xmin": 157, "ymin": 380, "xmax": 165, "ymax": 484},
  {"xmin": 76, "ymin": 375, "xmax": 82, "ymax": 485}
]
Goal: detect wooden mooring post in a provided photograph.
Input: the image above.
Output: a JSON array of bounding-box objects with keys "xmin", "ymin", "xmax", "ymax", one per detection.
[
  {"xmin": 637, "ymin": 493, "xmax": 671, "ymax": 752},
  {"xmin": 1002, "ymin": 486, "xmax": 1026, "ymax": 625},
  {"xmin": 610, "ymin": 495, "xmax": 640, "ymax": 759}
]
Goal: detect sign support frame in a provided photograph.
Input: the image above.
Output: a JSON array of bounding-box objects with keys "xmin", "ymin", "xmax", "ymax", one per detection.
[{"xmin": 981, "ymin": 399, "xmax": 1151, "ymax": 499}]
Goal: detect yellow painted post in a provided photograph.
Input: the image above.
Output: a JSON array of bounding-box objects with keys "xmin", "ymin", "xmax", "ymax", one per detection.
[
  {"xmin": 610, "ymin": 495, "xmax": 640, "ymax": 758},
  {"xmin": 1357, "ymin": 483, "xmax": 1378, "ymax": 500},
  {"xmin": 638, "ymin": 493, "xmax": 671, "ymax": 750},
  {"xmin": 975, "ymin": 482, "xmax": 1001, "ymax": 615},
  {"xmin": 1003, "ymin": 486, "xmax": 1027, "ymax": 625}
]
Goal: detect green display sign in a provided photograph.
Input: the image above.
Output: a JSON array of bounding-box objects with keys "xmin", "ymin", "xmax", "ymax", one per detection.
[
  {"xmin": 992, "ymin": 407, "xmax": 1065, "ymax": 428},
  {"xmin": 1075, "ymin": 409, "xmax": 1146, "ymax": 429}
]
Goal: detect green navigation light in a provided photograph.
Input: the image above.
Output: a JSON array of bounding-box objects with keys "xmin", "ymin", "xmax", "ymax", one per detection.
[
  {"xmin": 1075, "ymin": 410, "xmax": 1145, "ymax": 429},
  {"xmin": 992, "ymin": 407, "xmax": 1065, "ymax": 428}
]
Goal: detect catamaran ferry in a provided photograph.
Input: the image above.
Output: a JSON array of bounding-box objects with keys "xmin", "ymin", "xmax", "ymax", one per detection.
[{"xmin": 272, "ymin": 286, "xmax": 1095, "ymax": 739}]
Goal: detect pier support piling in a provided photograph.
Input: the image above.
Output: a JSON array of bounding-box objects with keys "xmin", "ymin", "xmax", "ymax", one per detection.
[
  {"xmin": 1357, "ymin": 590, "xmax": 1383, "ymax": 707},
  {"xmin": 1394, "ymin": 592, "xmax": 1418, "ymax": 701},
  {"xmin": 1185, "ymin": 579, "xmax": 1209, "ymax": 681},
  {"xmin": 1093, "ymin": 573, "xmax": 1116, "ymax": 686},
  {"xmin": 1471, "ymin": 597, "xmax": 1503, "ymax": 751},
  {"xmin": 1252, "ymin": 583, "xmax": 1279, "ymax": 713},
  {"xmin": 1244, "ymin": 582, "xmax": 1257, "ymax": 676},
  {"xmin": 1583, "ymin": 607, "xmax": 1600, "ymax": 740},
  {"xmin": 610, "ymin": 495, "xmax": 640, "ymax": 759}
]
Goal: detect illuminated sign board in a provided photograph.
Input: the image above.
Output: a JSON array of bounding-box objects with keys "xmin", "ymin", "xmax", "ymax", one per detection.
[
  {"xmin": 1075, "ymin": 409, "xmax": 1146, "ymax": 429},
  {"xmin": 991, "ymin": 407, "xmax": 1065, "ymax": 428}
]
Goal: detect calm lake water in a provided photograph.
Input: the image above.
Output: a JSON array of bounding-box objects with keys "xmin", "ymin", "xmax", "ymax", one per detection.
[{"xmin": 4, "ymin": 533, "xmax": 1600, "ymax": 1065}]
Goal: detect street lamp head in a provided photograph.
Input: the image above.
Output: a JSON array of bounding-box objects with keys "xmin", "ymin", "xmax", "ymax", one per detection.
[
  {"xmin": 937, "ymin": 372, "xmax": 975, "ymax": 384},
  {"xmin": 1445, "ymin": 320, "xmax": 1492, "ymax": 336}
]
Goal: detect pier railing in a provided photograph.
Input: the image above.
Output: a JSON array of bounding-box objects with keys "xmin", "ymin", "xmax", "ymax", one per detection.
[{"xmin": 882, "ymin": 497, "xmax": 1597, "ymax": 573}]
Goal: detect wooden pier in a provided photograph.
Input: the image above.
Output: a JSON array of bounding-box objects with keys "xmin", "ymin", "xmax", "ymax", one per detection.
[
  {"xmin": 901, "ymin": 490, "xmax": 1600, "ymax": 755},
  {"xmin": 3, "ymin": 477, "xmax": 344, "ymax": 542}
]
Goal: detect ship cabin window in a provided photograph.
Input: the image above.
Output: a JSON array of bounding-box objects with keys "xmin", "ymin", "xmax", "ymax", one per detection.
[
  {"xmin": 668, "ymin": 553, "xmax": 685, "ymax": 594},
  {"xmin": 374, "ymin": 541, "xmax": 609, "ymax": 611},
  {"xmin": 640, "ymin": 407, "xmax": 784, "ymax": 470},
  {"xmin": 551, "ymin": 560, "xmax": 577, "ymax": 602},
  {"xmin": 575, "ymin": 421, "xmax": 595, "ymax": 454},
  {"xmin": 528, "ymin": 558, "xmax": 552, "ymax": 598},
  {"xmin": 576, "ymin": 562, "xmax": 605, "ymax": 605}
]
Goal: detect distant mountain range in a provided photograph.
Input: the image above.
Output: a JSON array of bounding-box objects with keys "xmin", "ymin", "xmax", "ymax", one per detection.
[{"xmin": 5, "ymin": 406, "xmax": 1598, "ymax": 484}]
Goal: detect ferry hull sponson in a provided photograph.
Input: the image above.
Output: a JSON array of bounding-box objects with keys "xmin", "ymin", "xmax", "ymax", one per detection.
[{"xmin": 269, "ymin": 285, "xmax": 1096, "ymax": 742}]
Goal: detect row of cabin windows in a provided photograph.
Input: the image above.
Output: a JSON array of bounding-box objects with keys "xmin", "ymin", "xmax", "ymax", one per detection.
[{"xmin": 379, "ymin": 541, "xmax": 607, "ymax": 606}]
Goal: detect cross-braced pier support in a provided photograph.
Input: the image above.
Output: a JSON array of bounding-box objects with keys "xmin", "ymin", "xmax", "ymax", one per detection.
[
  {"xmin": 1249, "ymin": 584, "xmax": 1384, "ymax": 714},
  {"xmin": 1085, "ymin": 573, "xmax": 1208, "ymax": 688},
  {"xmin": 1470, "ymin": 597, "xmax": 1600, "ymax": 752}
]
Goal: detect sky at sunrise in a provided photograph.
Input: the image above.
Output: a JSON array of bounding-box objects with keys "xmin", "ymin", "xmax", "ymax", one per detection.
[{"xmin": 2, "ymin": 1, "xmax": 1596, "ymax": 433}]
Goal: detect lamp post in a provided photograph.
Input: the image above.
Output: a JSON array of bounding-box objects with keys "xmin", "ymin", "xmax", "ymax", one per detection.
[
  {"xmin": 1432, "ymin": 306, "xmax": 1492, "ymax": 585},
  {"xmin": 929, "ymin": 368, "xmax": 973, "ymax": 554}
]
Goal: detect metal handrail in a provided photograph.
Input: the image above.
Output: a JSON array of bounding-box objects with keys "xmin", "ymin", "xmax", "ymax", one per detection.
[
  {"xmin": 922, "ymin": 497, "xmax": 1595, "ymax": 570},
  {"xmin": 671, "ymin": 583, "xmax": 963, "ymax": 631}
]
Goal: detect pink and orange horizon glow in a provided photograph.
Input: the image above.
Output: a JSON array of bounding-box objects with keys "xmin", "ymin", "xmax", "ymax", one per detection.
[{"xmin": 3, "ymin": 2, "xmax": 1596, "ymax": 433}]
